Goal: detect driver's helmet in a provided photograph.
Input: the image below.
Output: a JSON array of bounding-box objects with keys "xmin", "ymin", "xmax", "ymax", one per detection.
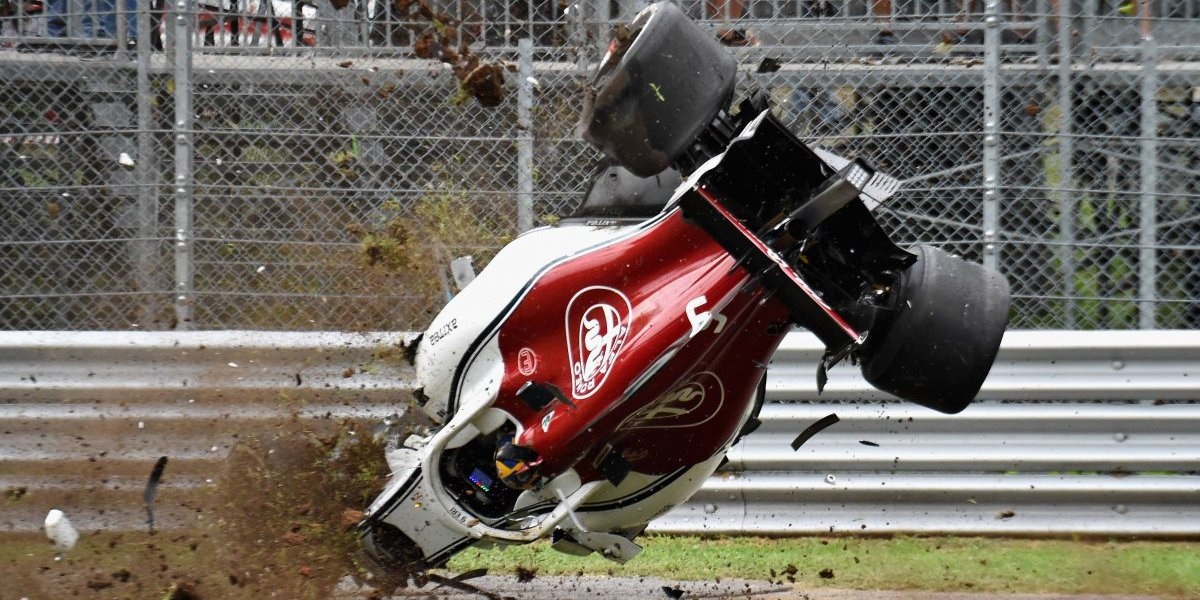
[{"xmin": 494, "ymin": 433, "xmax": 542, "ymax": 490}]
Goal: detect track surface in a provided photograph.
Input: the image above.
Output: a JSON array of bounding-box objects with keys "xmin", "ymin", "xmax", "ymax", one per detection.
[{"xmin": 333, "ymin": 575, "xmax": 1162, "ymax": 600}]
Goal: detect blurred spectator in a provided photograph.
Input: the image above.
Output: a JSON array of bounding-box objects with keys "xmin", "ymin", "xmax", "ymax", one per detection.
[
  {"xmin": 0, "ymin": 0, "xmax": 46, "ymax": 35},
  {"xmin": 44, "ymin": 0, "xmax": 136, "ymax": 43},
  {"xmin": 944, "ymin": 0, "xmax": 1053, "ymax": 45},
  {"xmin": 199, "ymin": 1, "xmax": 242, "ymax": 47},
  {"xmin": 705, "ymin": 0, "xmax": 744, "ymax": 20},
  {"xmin": 93, "ymin": 0, "xmax": 138, "ymax": 44},
  {"xmin": 870, "ymin": 0, "xmax": 897, "ymax": 45},
  {"xmin": 869, "ymin": 0, "xmax": 1053, "ymax": 47},
  {"xmin": 791, "ymin": 86, "xmax": 842, "ymax": 130},
  {"xmin": 45, "ymin": 0, "xmax": 67, "ymax": 36},
  {"xmin": 707, "ymin": 0, "xmax": 756, "ymax": 46}
]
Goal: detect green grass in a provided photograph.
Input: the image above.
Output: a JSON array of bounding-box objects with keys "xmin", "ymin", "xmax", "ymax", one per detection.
[
  {"xmin": 449, "ymin": 535, "xmax": 1200, "ymax": 596},
  {"xmin": 5, "ymin": 533, "xmax": 1200, "ymax": 597}
]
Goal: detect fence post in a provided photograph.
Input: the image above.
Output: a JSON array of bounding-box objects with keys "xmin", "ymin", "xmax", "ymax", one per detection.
[
  {"xmin": 1137, "ymin": 3, "xmax": 1158, "ymax": 329},
  {"xmin": 135, "ymin": 1, "xmax": 158, "ymax": 328},
  {"xmin": 1056, "ymin": 0, "xmax": 1076, "ymax": 328},
  {"xmin": 517, "ymin": 38, "xmax": 534, "ymax": 233},
  {"xmin": 1081, "ymin": 0, "xmax": 1097, "ymax": 63},
  {"xmin": 981, "ymin": 0, "xmax": 1001, "ymax": 272},
  {"xmin": 1035, "ymin": 0, "xmax": 1050, "ymax": 68},
  {"xmin": 114, "ymin": 0, "xmax": 128, "ymax": 60},
  {"xmin": 163, "ymin": 0, "xmax": 175, "ymax": 55},
  {"xmin": 67, "ymin": 0, "xmax": 82, "ymax": 37},
  {"xmin": 172, "ymin": 1, "xmax": 195, "ymax": 329}
]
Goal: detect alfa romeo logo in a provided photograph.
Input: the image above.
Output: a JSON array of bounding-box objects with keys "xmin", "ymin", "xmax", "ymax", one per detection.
[
  {"xmin": 620, "ymin": 371, "xmax": 726, "ymax": 431},
  {"xmin": 565, "ymin": 286, "xmax": 632, "ymax": 400}
]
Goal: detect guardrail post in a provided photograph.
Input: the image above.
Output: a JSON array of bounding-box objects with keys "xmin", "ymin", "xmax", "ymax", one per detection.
[
  {"xmin": 1137, "ymin": 2, "xmax": 1158, "ymax": 329},
  {"xmin": 1056, "ymin": 0, "xmax": 1076, "ymax": 328},
  {"xmin": 173, "ymin": 1, "xmax": 195, "ymax": 329},
  {"xmin": 981, "ymin": 0, "xmax": 1001, "ymax": 272},
  {"xmin": 517, "ymin": 38, "xmax": 534, "ymax": 233}
]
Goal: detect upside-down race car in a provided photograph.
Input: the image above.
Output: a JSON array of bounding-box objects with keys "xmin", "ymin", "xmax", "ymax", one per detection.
[{"xmin": 357, "ymin": 1, "xmax": 1010, "ymax": 581}]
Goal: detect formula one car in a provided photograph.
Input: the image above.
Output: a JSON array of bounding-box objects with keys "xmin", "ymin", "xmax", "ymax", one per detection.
[{"xmin": 357, "ymin": 0, "xmax": 1010, "ymax": 581}]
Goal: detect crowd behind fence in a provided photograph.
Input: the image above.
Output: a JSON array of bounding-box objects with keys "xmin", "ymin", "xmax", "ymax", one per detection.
[{"xmin": 1, "ymin": 0, "xmax": 1198, "ymax": 332}]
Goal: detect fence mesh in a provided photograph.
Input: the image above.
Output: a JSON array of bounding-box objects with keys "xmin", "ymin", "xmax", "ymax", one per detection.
[{"xmin": 1, "ymin": 0, "xmax": 1198, "ymax": 330}]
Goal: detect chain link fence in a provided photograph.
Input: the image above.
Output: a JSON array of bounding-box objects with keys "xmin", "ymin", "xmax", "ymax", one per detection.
[{"xmin": 1, "ymin": 0, "xmax": 1198, "ymax": 331}]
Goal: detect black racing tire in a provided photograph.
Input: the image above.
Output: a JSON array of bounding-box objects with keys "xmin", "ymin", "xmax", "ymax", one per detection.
[
  {"xmin": 860, "ymin": 245, "xmax": 1011, "ymax": 414},
  {"xmin": 581, "ymin": 1, "xmax": 737, "ymax": 177}
]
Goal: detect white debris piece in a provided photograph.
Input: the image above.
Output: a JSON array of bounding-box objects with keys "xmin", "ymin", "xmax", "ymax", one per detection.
[
  {"xmin": 450, "ymin": 256, "xmax": 476, "ymax": 290},
  {"xmin": 44, "ymin": 509, "xmax": 79, "ymax": 550},
  {"xmin": 118, "ymin": 152, "xmax": 135, "ymax": 167}
]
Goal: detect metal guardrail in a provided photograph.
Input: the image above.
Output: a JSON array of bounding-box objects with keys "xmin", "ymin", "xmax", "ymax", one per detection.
[
  {"xmin": 0, "ymin": 330, "xmax": 414, "ymax": 533},
  {"xmin": 657, "ymin": 331, "xmax": 1200, "ymax": 537},
  {"xmin": 2, "ymin": 330, "xmax": 1199, "ymax": 537}
]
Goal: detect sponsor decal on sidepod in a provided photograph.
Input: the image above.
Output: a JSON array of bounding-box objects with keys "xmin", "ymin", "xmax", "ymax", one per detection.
[{"xmin": 565, "ymin": 286, "xmax": 632, "ymax": 400}]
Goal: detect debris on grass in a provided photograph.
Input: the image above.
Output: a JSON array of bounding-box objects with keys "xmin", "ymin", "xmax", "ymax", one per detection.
[
  {"xmin": 85, "ymin": 577, "xmax": 113, "ymax": 590},
  {"xmin": 144, "ymin": 456, "xmax": 169, "ymax": 533},
  {"xmin": 44, "ymin": 509, "xmax": 79, "ymax": 550},
  {"xmin": 164, "ymin": 581, "xmax": 202, "ymax": 600},
  {"xmin": 5, "ymin": 486, "xmax": 27, "ymax": 502},
  {"xmin": 782, "ymin": 563, "xmax": 798, "ymax": 583},
  {"xmin": 661, "ymin": 584, "xmax": 685, "ymax": 598},
  {"xmin": 515, "ymin": 565, "xmax": 538, "ymax": 582}
]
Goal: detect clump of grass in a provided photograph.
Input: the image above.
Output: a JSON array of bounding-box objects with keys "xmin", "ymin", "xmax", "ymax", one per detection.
[{"xmin": 357, "ymin": 193, "xmax": 511, "ymax": 276}]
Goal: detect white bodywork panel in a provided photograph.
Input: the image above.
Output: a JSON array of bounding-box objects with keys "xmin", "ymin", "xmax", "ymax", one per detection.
[{"xmin": 414, "ymin": 222, "xmax": 644, "ymax": 423}]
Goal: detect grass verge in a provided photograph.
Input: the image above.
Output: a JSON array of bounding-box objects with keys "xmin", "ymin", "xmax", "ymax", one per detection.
[
  {"xmin": 448, "ymin": 535, "xmax": 1200, "ymax": 597},
  {"xmin": 5, "ymin": 531, "xmax": 1200, "ymax": 598}
]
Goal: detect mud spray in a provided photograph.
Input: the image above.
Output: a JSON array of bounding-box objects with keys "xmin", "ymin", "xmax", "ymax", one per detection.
[{"xmin": 11, "ymin": 415, "xmax": 419, "ymax": 599}]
